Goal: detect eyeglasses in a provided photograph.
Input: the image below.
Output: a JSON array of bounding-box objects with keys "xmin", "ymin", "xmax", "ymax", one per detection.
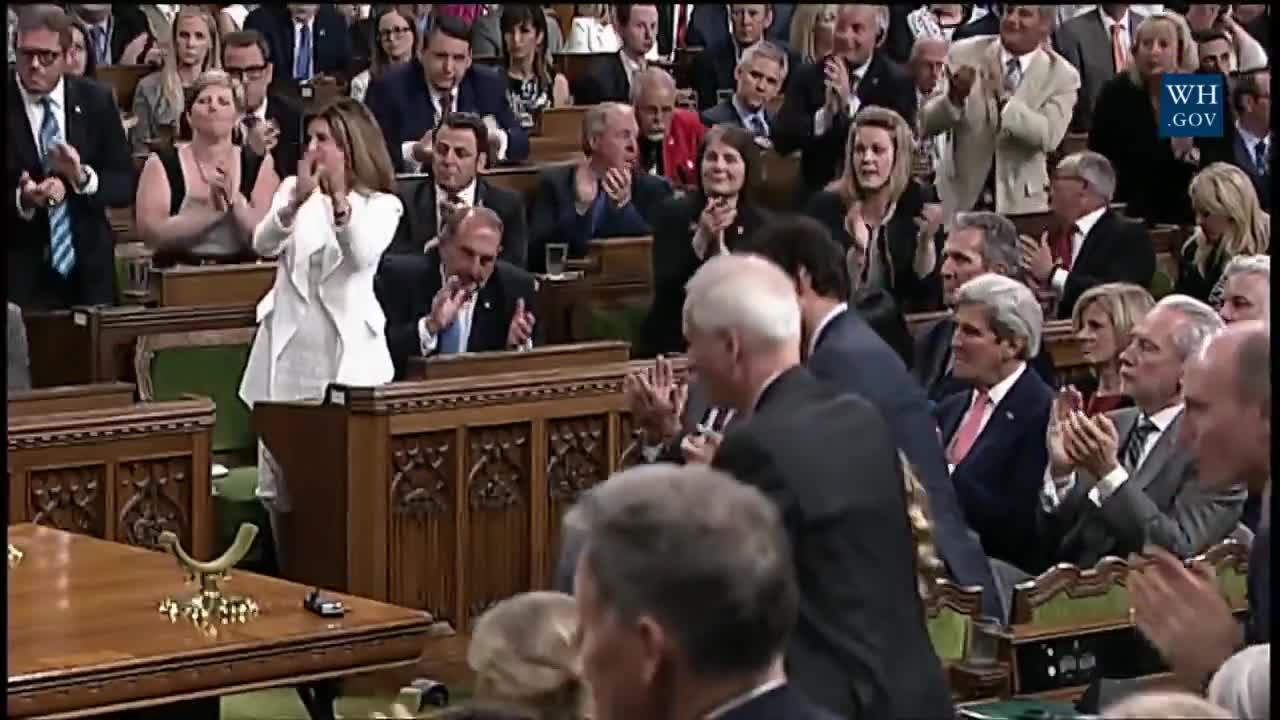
[
  {"xmin": 224, "ymin": 64, "xmax": 270, "ymax": 81},
  {"xmin": 17, "ymin": 47, "xmax": 61, "ymax": 66},
  {"xmin": 379, "ymin": 26, "xmax": 412, "ymax": 40}
]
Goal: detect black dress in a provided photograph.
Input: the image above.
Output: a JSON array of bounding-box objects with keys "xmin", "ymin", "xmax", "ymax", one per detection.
[{"xmin": 154, "ymin": 146, "xmax": 265, "ymax": 266}]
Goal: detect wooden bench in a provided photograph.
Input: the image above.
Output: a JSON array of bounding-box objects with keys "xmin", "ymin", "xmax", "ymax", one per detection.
[
  {"xmin": 408, "ymin": 341, "xmax": 630, "ymax": 381},
  {"xmin": 97, "ymin": 64, "xmax": 153, "ymax": 112},
  {"xmin": 7, "ymin": 382, "xmax": 135, "ymax": 417}
]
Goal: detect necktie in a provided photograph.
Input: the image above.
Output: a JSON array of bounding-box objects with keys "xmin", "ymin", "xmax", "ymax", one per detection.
[
  {"xmin": 89, "ymin": 24, "xmax": 108, "ymax": 66},
  {"xmin": 947, "ymin": 389, "xmax": 991, "ymax": 466},
  {"xmin": 1254, "ymin": 139, "xmax": 1268, "ymax": 175},
  {"xmin": 676, "ymin": 5, "xmax": 689, "ymax": 49},
  {"xmin": 418, "ymin": 15, "xmax": 431, "ymax": 38},
  {"xmin": 435, "ymin": 91, "xmax": 455, "ymax": 128},
  {"xmin": 294, "ymin": 24, "xmax": 312, "ymax": 82},
  {"xmin": 1004, "ymin": 57, "xmax": 1022, "ymax": 93},
  {"xmin": 748, "ymin": 113, "xmax": 767, "ymax": 137},
  {"xmin": 439, "ymin": 194, "xmax": 464, "ymax": 233},
  {"xmin": 1053, "ymin": 224, "xmax": 1078, "ymax": 271},
  {"xmin": 1122, "ymin": 416, "xmax": 1158, "ymax": 473},
  {"xmin": 702, "ymin": 407, "xmax": 735, "ymax": 433},
  {"xmin": 1110, "ymin": 23, "xmax": 1129, "ymax": 72},
  {"xmin": 437, "ymin": 318, "xmax": 463, "ymax": 354},
  {"xmin": 39, "ymin": 97, "xmax": 76, "ymax": 277}
]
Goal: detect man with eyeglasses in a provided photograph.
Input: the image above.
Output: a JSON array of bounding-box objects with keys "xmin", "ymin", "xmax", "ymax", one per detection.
[
  {"xmin": 8, "ymin": 6, "xmax": 133, "ymax": 310},
  {"xmin": 221, "ymin": 30, "xmax": 303, "ymax": 178}
]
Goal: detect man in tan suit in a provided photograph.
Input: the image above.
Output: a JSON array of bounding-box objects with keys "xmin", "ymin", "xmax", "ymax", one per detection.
[{"xmin": 921, "ymin": 6, "xmax": 1080, "ymax": 223}]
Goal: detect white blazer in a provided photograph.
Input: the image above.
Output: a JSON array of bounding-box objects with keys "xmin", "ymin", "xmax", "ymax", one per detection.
[
  {"xmin": 562, "ymin": 17, "xmax": 621, "ymax": 54},
  {"xmin": 239, "ymin": 177, "xmax": 402, "ymax": 408}
]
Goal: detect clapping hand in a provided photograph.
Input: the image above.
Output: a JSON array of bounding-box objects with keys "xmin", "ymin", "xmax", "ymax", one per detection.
[
  {"xmin": 428, "ymin": 275, "xmax": 474, "ymax": 334},
  {"xmin": 692, "ymin": 196, "xmax": 736, "ymax": 259},
  {"xmin": 913, "ymin": 203, "xmax": 943, "ymax": 277},
  {"xmin": 18, "ymin": 170, "xmax": 65, "ymax": 209},
  {"xmin": 506, "ymin": 297, "xmax": 536, "ymax": 348},
  {"xmin": 246, "ymin": 119, "xmax": 280, "ymax": 156},
  {"xmin": 680, "ymin": 428, "xmax": 722, "ymax": 465},
  {"xmin": 572, "ymin": 162, "xmax": 599, "ymax": 212},
  {"xmin": 1018, "ymin": 231, "xmax": 1055, "ymax": 287},
  {"xmin": 412, "ymin": 129, "xmax": 435, "ymax": 165},
  {"xmin": 1046, "ymin": 386, "xmax": 1084, "ymax": 476},
  {"xmin": 823, "ymin": 56, "xmax": 852, "ymax": 114},
  {"xmin": 601, "ymin": 167, "xmax": 632, "ymax": 208},
  {"xmin": 946, "ymin": 65, "xmax": 977, "ymax": 107},
  {"xmin": 48, "ymin": 143, "xmax": 83, "ymax": 188},
  {"xmin": 292, "ymin": 150, "xmax": 322, "ymax": 209},
  {"xmin": 1063, "ymin": 411, "xmax": 1120, "ymax": 479},
  {"xmin": 625, "ymin": 355, "xmax": 687, "ymax": 442}
]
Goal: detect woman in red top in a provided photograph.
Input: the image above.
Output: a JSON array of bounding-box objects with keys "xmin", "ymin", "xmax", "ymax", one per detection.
[{"xmin": 1071, "ymin": 282, "xmax": 1154, "ymax": 415}]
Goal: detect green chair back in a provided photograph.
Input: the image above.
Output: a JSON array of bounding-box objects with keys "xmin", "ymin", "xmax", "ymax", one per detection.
[{"xmin": 137, "ymin": 329, "xmax": 256, "ymax": 455}]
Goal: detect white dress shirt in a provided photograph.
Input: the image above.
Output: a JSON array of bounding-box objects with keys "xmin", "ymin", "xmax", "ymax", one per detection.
[
  {"xmin": 999, "ymin": 45, "xmax": 1040, "ymax": 90},
  {"xmin": 947, "ymin": 362, "xmax": 1027, "ymax": 474},
  {"xmin": 1100, "ymin": 8, "xmax": 1132, "ymax": 63},
  {"xmin": 400, "ymin": 88, "xmax": 509, "ymax": 173},
  {"xmin": 1041, "ymin": 403, "xmax": 1185, "ymax": 512},
  {"xmin": 814, "ymin": 57, "xmax": 870, "ymax": 136},
  {"xmin": 1049, "ymin": 204, "xmax": 1107, "ymax": 294},
  {"xmin": 703, "ymin": 678, "xmax": 788, "ymax": 719},
  {"xmin": 14, "ymin": 76, "xmax": 100, "ymax": 220},
  {"xmin": 619, "ymin": 48, "xmax": 647, "ymax": 90},
  {"xmin": 418, "ymin": 264, "xmax": 480, "ymax": 355},
  {"xmin": 434, "ymin": 179, "xmax": 477, "ymax": 234},
  {"xmin": 561, "ymin": 17, "xmax": 622, "ymax": 54},
  {"xmin": 1235, "ymin": 122, "xmax": 1271, "ymax": 173}
]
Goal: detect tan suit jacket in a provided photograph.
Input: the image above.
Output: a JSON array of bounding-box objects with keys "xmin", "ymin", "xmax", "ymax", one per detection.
[{"xmin": 922, "ymin": 36, "xmax": 1080, "ymax": 222}]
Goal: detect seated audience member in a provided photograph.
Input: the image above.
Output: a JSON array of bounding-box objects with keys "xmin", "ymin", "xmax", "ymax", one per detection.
[
  {"xmin": 1102, "ymin": 691, "xmax": 1231, "ymax": 719},
  {"xmin": 365, "ymin": 15, "xmax": 529, "ymax": 173},
  {"xmin": 1022, "ymin": 151, "xmax": 1156, "ymax": 319},
  {"xmin": 527, "ymin": 103, "xmax": 671, "ymax": 273},
  {"xmin": 222, "ymin": 30, "xmax": 304, "ymax": 179},
  {"xmin": 71, "ymin": 3, "xmax": 153, "ymax": 66},
  {"xmin": 570, "ymin": 4, "xmax": 658, "ymax": 105},
  {"xmin": 131, "ymin": 6, "xmax": 221, "ymax": 156},
  {"xmin": 691, "ymin": 4, "xmax": 799, "ymax": 113},
  {"xmin": 640, "ymin": 125, "xmax": 770, "ymax": 356},
  {"xmin": 64, "ymin": 17, "xmax": 97, "ymax": 78},
  {"xmin": 499, "ymin": 4, "xmax": 570, "ymax": 126},
  {"xmin": 387, "ymin": 113, "xmax": 528, "ymax": 267},
  {"xmin": 1196, "ymin": 27, "xmax": 1236, "ymax": 74},
  {"xmin": 699, "ymin": 40, "xmax": 788, "ymax": 143},
  {"xmin": 632, "ymin": 68, "xmax": 705, "ymax": 190},
  {"xmin": 1072, "ymin": 283, "xmax": 1154, "ymax": 415},
  {"xmin": 349, "ymin": 7, "xmax": 418, "ymax": 103},
  {"xmin": 7, "ymin": 302, "xmax": 31, "ymax": 391},
  {"xmin": 1178, "ymin": 162, "xmax": 1271, "ymax": 307},
  {"xmin": 243, "ymin": 4, "xmax": 353, "ymax": 87},
  {"xmin": 1053, "ymin": 4, "xmax": 1145, "ymax": 133},
  {"xmin": 376, "ymin": 207, "xmax": 538, "ymax": 379},
  {"xmin": 1035, "ymin": 296, "xmax": 1242, "ymax": 578},
  {"xmin": 936, "ymin": 273, "xmax": 1052, "ymax": 574},
  {"xmin": 466, "ymin": 591, "xmax": 587, "ymax": 719},
  {"xmin": 907, "ymin": 36, "xmax": 948, "ymax": 191},
  {"xmin": 136, "ymin": 70, "xmax": 280, "ymax": 265},
  {"xmin": 915, "ymin": 212, "xmax": 1057, "ymax": 400},
  {"xmin": 677, "ymin": 254, "xmax": 953, "ymax": 719},
  {"xmin": 805, "ymin": 106, "xmax": 944, "ymax": 313},
  {"xmin": 1220, "ymin": 70, "xmax": 1271, "ymax": 210},
  {"xmin": 921, "ymin": 5, "xmax": 1080, "ymax": 219},
  {"xmin": 1207, "ymin": 643, "xmax": 1270, "ymax": 720},
  {"xmin": 907, "ymin": 4, "xmax": 986, "ymax": 42},
  {"xmin": 567, "ymin": 464, "xmax": 840, "ymax": 719},
  {"xmin": 561, "ymin": 3, "xmax": 620, "ymax": 54},
  {"xmin": 775, "ymin": 4, "xmax": 917, "ymax": 201},
  {"xmin": 1219, "ymin": 254, "xmax": 1270, "ymax": 324},
  {"xmin": 1180, "ymin": 2, "xmax": 1268, "ymax": 72},
  {"xmin": 1089, "ymin": 12, "xmax": 1204, "ymax": 226},
  {"xmin": 788, "ymin": 4, "xmax": 837, "ymax": 65}
]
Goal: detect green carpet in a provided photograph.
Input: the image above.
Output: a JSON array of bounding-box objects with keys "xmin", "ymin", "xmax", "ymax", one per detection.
[{"xmin": 221, "ymin": 686, "xmax": 471, "ymax": 719}]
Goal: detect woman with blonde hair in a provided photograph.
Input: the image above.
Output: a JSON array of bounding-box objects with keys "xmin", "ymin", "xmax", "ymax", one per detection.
[
  {"xmin": 788, "ymin": 4, "xmax": 837, "ymax": 64},
  {"xmin": 1089, "ymin": 12, "xmax": 1206, "ymax": 225},
  {"xmin": 239, "ymin": 97, "xmax": 401, "ymax": 577},
  {"xmin": 130, "ymin": 5, "xmax": 221, "ymax": 154},
  {"xmin": 804, "ymin": 106, "xmax": 943, "ymax": 312},
  {"xmin": 135, "ymin": 69, "xmax": 279, "ymax": 264},
  {"xmin": 1071, "ymin": 283, "xmax": 1155, "ymax": 416},
  {"xmin": 1179, "ymin": 162, "xmax": 1271, "ymax": 307}
]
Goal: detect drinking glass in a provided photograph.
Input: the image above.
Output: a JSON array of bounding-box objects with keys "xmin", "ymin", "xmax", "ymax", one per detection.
[{"xmin": 545, "ymin": 243, "xmax": 568, "ymax": 278}]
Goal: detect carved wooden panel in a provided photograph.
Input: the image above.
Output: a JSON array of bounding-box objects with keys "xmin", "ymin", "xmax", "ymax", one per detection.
[
  {"xmin": 28, "ymin": 465, "xmax": 107, "ymax": 538},
  {"xmin": 465, "ymin": 424, "xmax": 532, "ymax": 629},
  {"xmin": 546, "ymin": 415, "xmax": 609, "ymax": 581},
  {"xmin": 387, "ymin": 432, "xmax": 458, "ymax": 626},
  {"xmin": 617, "ymin": 412, "xmax": 640, "ymax": 468},
  {"xmin": 116, "ymin": 457, "xmax": 193, "ymax": 551}
]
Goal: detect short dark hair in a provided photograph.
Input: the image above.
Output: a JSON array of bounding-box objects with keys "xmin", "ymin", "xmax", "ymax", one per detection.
[
  {"xmin": 222, "ymin": 29, "xmax": 272, "ymax": 63},
  {"xmin": 1192, "ymin": 28, "xmax": 1232, "ymax": 46},
  {"xmin": 429, "ymin": 14, "xmax": 473, "ymax": 47},
  {"xmin": 17, "ymin": 5, "xmax": 74, "ymax": 50},
  {"xmin": 740, "ymin": 215, "xmax": 850, "ymax": 301},
  {"xmin": 614, "ymin": 4, "xmax": 658, "ymax": 26},
  {"xmin": 437, "ymin": 112, "xmax": 489, "ymax": 157}
]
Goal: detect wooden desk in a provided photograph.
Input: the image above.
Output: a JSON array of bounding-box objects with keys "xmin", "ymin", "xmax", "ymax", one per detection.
[
  {"xmin": 7, "ymin": 524, "xmax": 434, "ymax": 720},
  {"xmin": 151, "ymin": 262, "xmax": 276, "ymax": 307},
  {"xmin": 483, "ymin": 161, "xmax": 575, "ymax": 208},
  {"xmin": 538, "ymin": 237, "xmax": 653, "ymax": 344},
  {"xmin": 8, "ymin": 397, "xmax": 216, "ymax": 557},
  {"xmin": 24, "ymin": 304, "xmax": 257, "ymax": 387},
  {"xmin": 408, "ymin": 341, "xmax": 630, "ymax": 381},
  {"xmin": 99, "ymin": 64, "xmax": 153, "ymax": 111},
  {"xmin": 8, "ymin": 382, "xmax": 136, "ymax": 416}
]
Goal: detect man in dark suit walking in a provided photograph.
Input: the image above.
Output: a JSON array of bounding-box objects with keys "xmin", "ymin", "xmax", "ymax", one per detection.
[
  {"xmin": 1019, "ymin": 151, "xmax": 1156, "ymax": 320},
  {"xmin": 8, "ymin": 6, "xmax": 133, "ymax": 309},
  {"xmin": 386, "ymin": 113, "xmax": 528, "ymax": 267},
  {"xmin": 700, "ymin": 40, "xmax": 787, "ymax": 143},
  {"xmin": 680, "ymin": 253, "xmax": 953, "ymax": 720},
  {"xmin": 571, "ymin": 4, "xmax": 658, "ymax": 105},
  {"xmin": 774, "ymin": 4, "xmax": 917, "ymax": 200},
  {"xmin": 366, "ymin": 15, "xmax": 528, "ymax": 173},
  {"xmin": 243, "ymin": 4, "xmax": 353, "ymax": 88},
  {"xmin": 375, "ymin": 207, "xmax": 538, "ymax": 380}
]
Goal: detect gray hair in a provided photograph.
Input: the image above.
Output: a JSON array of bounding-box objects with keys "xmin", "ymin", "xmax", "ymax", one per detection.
[
  {"xmin": 954, "ymin": 273, "xmax": 1044, "ymax": 358},
  {"xmin": 629, "ymin": 66, "xmax": 676, "ymax": 106},
  {"xmin": 1223, "ymin": 253, "xmax": 1271, "ymax": 283},
  {"xmin": 1103, "ymin": 690, "xmax": 1231, "ymax": 719},
  {"xmin": 1153, "ymin": 294, "xmax": 1226, "ymax": 360},
  {"xmin": 838, "ymin": 4, "xmax": 889, "ymax": 34},
  {"xmin": 1056, "ymin": 150, "xmax": 1117, "ymax": 202},
  {"xmin": 683, "ymin": 253, "xmax": 802, "ymax": 352},
  {"xmin": 565, "ymin": 463, "xmax": 798, "ymax": 677},
  {"xmin": 952, "ymin": 211, "xmax": 1021, "ymax": 277},
  {"xmin": 737, "ymin": 39, "xmax": 789, "ymax": 78},
  {"xmin": 582, "ymin": 101, "xmax": 633, "ymax": 148},
  {"xmin": 1207, "ymin": 638, "xmax": 1271, "ymax": 719},
  {"xmin": 440, "ymin": 205, "xmax": 503, "ymax": 244}
]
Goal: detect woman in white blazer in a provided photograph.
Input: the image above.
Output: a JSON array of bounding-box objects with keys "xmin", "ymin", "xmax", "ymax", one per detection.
[{"xmin": 239, "ymin": 97, "xmax": 402, "ymax": 575}]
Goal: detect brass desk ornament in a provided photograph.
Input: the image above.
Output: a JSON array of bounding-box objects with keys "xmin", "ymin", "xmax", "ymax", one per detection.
[
  {"xmin": 8, "ymin": 543, "xmax": 23, "ymax": 568},
  {"xmin": 157, "ymin": 523, "xmax": 261, "ymax": 628}
]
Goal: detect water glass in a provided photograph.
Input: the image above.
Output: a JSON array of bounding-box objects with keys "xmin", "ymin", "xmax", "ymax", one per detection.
[{"xmin": 545, "ymin": 243, "xmax": 568, "ymax": 278}]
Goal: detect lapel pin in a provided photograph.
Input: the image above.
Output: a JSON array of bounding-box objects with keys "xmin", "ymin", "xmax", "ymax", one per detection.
[
  {"xmin": 483, "ymin": 299, "xmax": 492, "ymax": 310},
  {"xmin": 74, "ymin": 105, "xmax": 82, "ymax": 114},
  {"xmin": 1005, "ymin": 411, "xmax": 1015, "ymax": 421},
  {"xmin": 318, "ymin": 28, "xmax": 326, "ymax": 38}
]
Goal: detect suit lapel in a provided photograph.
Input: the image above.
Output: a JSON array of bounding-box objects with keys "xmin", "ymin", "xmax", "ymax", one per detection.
[
  {"xmin": 1129, "ymin": 412, "xmax": 1183, "ymax": 493},
  {"xmin": 63, "ymin": 80, "xmax": 88, "ymax": 156},
  {"xmin": 8, "ymin": 80, "xmax": 39, "ymax": 170},
  {"xmin": 469, "ymin": 280, "xmax": 503, "ymax": 350},
  {"xmin": 457, "ymin": 73, "xmax": 476, "ymax": 114},
  {"xmin": 1072, "ymin": 211, "xmax": 1112, "ymax": 271},
  {"xmin": 1084, "ymin": 11, "xmax": 1113, "ymax": 72}
]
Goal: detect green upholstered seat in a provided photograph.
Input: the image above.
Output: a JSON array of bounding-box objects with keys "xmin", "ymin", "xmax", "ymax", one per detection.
[
  {"xmin": 581, "ymin": 303, "xmax": 648, "ymax": 346},
  {"xmin": 1150, "ymin": 268, "xmax": 1174, "ymax": 298},
  {"xmin": 928, "ymin": 606, "xmax": 972, "ymax": 663}
]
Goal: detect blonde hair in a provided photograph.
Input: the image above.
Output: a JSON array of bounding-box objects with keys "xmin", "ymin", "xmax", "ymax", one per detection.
[
  {"xmin": 1126, "ymin": 12, "xmax": 1198, "ymax": 86},
  {"xmin": 161, "ymin": 6, "xmax": 221, "ymax": 128},
  {"xmin": 1186, "ymin": 162, "xmax": 1271, "ymax": 275},
  {"xmin": 187, "ymin": 69, "xmax": 243, "ymax": 123},
  {"xmin": 1071, "ymin": 282, "xmax": 1156, "ymax": 363},
  {"xmin": 902, "ymin": 453, "xmax": 944, "ymax": 601},
  {"xmin": 788, "ymin": 4, "xmax": 837, "ymax": 64},
  {"xmin": 827, "ymin": 106, "xmax": 915, "ymax": 208},
  {"xmin": 306, "ymin": 97, "xmax": 397, "ymax": 195},
  {"xmin": 467, "ymin": 591, "xmax": 586, "ymax": 720}
]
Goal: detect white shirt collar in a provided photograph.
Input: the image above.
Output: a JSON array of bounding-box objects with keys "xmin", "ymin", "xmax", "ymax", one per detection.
[
  {"xmin": 732, "ymin": 93, "xmax": 765, "ymax": 123},
  {"xmin": 436, "ymin": 178, "xmax": 478, "ymax": 208},
  {"xmin": 1099, "ymin": 7, "xmax": 1131, "ymax": 34},
  {"xmin": 19, "ymin": 73, "xmax": 65, "ymax": 109},
  {"xmin": 981, "ymin": 361, "xmax": 1028, "ymax": 409},
  {"xmin": 294, "ymin": 16, "xmax": 315, "ymax": 30},
  {"xmin": 247, "ymin": 96, "xmax": 268, "ymax": 121},
  {"xmin": 999, "ymin": 45, "xmax": 1040, "ymax": 76},
  {"xmin": 1142, "ymin": 403, "xmax": 1185, "ymax": 433},
  {"xmin": 808, "ymin": 303, "xmax": 848, "ymax": 357},
  {"xmin": 1236, "ymin": 122, "xmax": 1269, "ymax": 152},
  {"xmin": 619, "ymin": 48, "xmax": 646, "ymax": 82},
  {"xmin": 1073, "ymin": 204, "xmax": 1108, "ymax": 239},
  {"xmin": 704, "ymin": 678, "xmax": 788, "ymax": 719},
  {"xmin": 848, "ymin": 56, "xmax": 871, "ymax": 81}
]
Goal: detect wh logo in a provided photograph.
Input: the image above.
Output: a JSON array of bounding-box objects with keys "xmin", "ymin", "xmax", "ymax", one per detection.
[{"xmin": 1160, "ymin": 74, "xmax": 1225, "ymax": 138}]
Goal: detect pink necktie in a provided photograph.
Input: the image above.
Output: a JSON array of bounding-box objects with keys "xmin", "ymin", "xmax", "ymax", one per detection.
[
  {"xmin": 1111, "ymin": 23, "xmax": 1129, "ymax": 72},
  {"xmin": 948, "ymin": 389, "xmax": 991, "ymax": 466}
]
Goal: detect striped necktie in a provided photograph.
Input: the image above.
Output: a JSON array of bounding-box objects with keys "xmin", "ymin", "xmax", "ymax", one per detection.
[
  {"xmin": 294, "ymin": 23, "xmax": 313, "ymax": 81},
  {"xmin": 40, "ymin": 96, "xmax": 75, "ymax": 277}
]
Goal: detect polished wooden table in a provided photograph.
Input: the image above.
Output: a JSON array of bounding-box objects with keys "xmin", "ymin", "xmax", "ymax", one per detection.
[{"xmin": 7, "ymin": 524, "xmax": 435, "ymax": 719}]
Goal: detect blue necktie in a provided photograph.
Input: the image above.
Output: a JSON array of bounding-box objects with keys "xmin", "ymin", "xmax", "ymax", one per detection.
[
  {"xmin": 437, "ymin": 318, "xmax": 463, "ymax": 355},
  {"xmin": 748, "ymin": 113, "xmax": 768, "ymax": 137},
  {"xmin": 89, "ymin": 24, "xmax": 108, "ymax": 66},
  {"xmin": 294, "ymin": 24, "xmax": 312, "ymax": 81},
  {"xmin": 1255, "ymin": 139, "xmax": 1268, "ymax": 175},
  {"xmin": 40, "ymin": 96, "xmax": 75, "ymax": 277},
  {"xmin": 588, "ymin": 187, "xmax": 608, "ymax": 237},
  {"xmin": 418, "ymin": 15, "xmax": 431, "ymax": 38}
]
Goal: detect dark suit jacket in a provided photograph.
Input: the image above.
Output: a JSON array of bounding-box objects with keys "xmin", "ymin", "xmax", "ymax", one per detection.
[
  {"xmin": 678, "ymin": 4, "xmax": 796, "ymax": 51},
  {"xmin": 569, "ymin": 53, "xmax": 630, "ymax": 106},
  {"xmin": 244, "ymin": 4, "xmax": 354, "ymax": 85},
  {"xmin": 1053, "ymin": 8, "xmax": 1146, "ymax": 132},
  {"xmin": 387, "ymin": 176, "xmax": 529, "ymax": 267},
  {"xmin": 374, "ymin": 250, "xmax": 539, "ymax": 379},
  {"xmin": 262, "ymin": 92, "xmax": 303, "ymax": 179},
  {"xmin": 527, "ymin": 163, "xmax": 672, "ymax": 273},
  {"xmin": 85, "ymin": 5, "xmax": 152, "ymax": 65},
  {"xmin": 914, "ymin": 315, "xmax": 1058, "ymax": 403},
  {"xmin": 718, "ymin": 684, "xmax": 842, "ymax": 720},
  {"xmin": 1248, "ymin": 521, "xmax": 1270, "ymax": 644},
  {"xmin": 365, "ymin": 60, "xmax": 530, "ymax": 172},
  {"xmin": 6, "ymin": 74, "xmax": 134, "ymax": 309},
  {"xmin": 1056, "ymin": 210, "xmax": 1156, "ymax": 319},
  {"xmin": 1034, "ymin": 408, "xmax": 1245, "ymax": 574},
  {"xmin": 699, "ymin": 97, "xmax": 777, "ymax": 133},
  {"xmin": 936, "ymin": 368, "xmax": 1054, "ymax": 573},
  {"xmin": 775, "ymin": 52, "xmax": 917, "ymax": 201},
  {"xmin": 1202, "ymin": 129, "xmax": 1272, "ymax": 212},
  {"xmin": 809, "ymin": 309, "xmax": 1001, "ymax": 617},
  {"xmin": 713, "ymin": 367, "xmax": 953, "ymax": 720},
  {"xmin": 691, "ymin": 39, "xmax": 802, "ymax": 112},
  {"xmin": 639, "ymin": 194, "xmax": 772, "ymax": 356}
]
